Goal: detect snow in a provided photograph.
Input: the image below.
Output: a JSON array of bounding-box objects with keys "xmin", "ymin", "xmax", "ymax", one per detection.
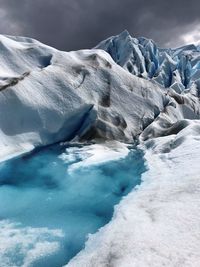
[
  {"xmin": 59, "ymin": 141, "xmax": 130, "ymax": 172},
  {"xmin": 67, "ymin": 121, "xmax": 200, "ymax": 267}
]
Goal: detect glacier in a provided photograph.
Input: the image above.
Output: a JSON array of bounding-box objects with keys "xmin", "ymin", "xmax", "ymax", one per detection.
[
  {"xmin": 0, "ymin": 32, "xmax": 200, "ymax": 161},
  {"xmin": 0, "ymin": 31, "xmax": 200, "ymax": 267},
  {"xmin": 0, "ymin": 34, "xmax": 168, "ymax": 161},
  {"xmin": 96, "ymin": 30, "xmax": 200, "ymax": 93}
]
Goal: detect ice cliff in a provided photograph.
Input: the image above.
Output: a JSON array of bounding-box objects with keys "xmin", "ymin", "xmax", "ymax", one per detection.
[
  {"xmin": 96, "ymin": 30, "xmax": 200, "ymax": 93},
  {"xmin": 0, "ymin": 32, "xmax": 200, "ymax": 160}
]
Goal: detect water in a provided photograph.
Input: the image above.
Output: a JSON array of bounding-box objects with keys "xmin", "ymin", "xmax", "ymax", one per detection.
[{"xmin": 0, "ymin": 143, "xmax": 145, "ymax": 267}]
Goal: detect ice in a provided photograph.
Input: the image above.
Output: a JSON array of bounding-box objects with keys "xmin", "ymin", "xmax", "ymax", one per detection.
[
  {"xmin": 96, "ymin": 30, "xmax": 200, "ymax": 90},
  {"xmin": 0, "ymin": 31, "xmax": 200, "ymax": 267},
  {"xmin": 0, "ymin": 33, "xmax": 200, "ymax": 160},
  {"xmin": 0, "ymin": 142, "xmax": 145, "ymax": 266},
  {"xmin": 0, "ymin": 220, "xmax": 64, "ymax": 267},
  {"xmin": 60, "ymin": 141, "xmax": 130, "ymax": 172},
  {"xmin": 67, "ymin": 121, "xmax": 200, "ymax": 267},
  {"xmin": 0, "ymin": 34, "xmax": 170, "ymax": 159}
]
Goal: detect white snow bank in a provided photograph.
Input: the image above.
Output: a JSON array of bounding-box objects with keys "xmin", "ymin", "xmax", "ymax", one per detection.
[
  {"xmin": 59, "ymin": 141, "xmax": 129, "ymax": 172},
  {"xmin": 0, "ymin": 143, "xmax": 34, "ymax": 163},
  {"xmin": 67, "ymin": 121, "xmax": 200, "ymax": 267}
]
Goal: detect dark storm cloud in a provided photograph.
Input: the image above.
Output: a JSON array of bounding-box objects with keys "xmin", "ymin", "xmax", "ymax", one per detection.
[{"xmin": 0, "ymin": 0, "xmax": 200, "ymax": 51}]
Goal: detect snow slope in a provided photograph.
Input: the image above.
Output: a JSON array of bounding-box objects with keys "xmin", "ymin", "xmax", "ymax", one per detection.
[{"xmin": 67, "ymin": 121, "xmax": 200, "ymax": 267}]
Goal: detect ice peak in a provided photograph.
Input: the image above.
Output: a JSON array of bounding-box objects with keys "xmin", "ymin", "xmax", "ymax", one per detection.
[
  {"xmin": 96, "ymin": 32, "xmax": 200, "ymax": 91},
  {"xmin": 118, "ymin": 30, "xmax": 131, "ymax": 39}
]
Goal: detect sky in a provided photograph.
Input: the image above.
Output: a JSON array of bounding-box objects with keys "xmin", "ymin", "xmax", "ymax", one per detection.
[{"xmin": 0, "ymin": 0, "xmax": 200, "ymax": 51}]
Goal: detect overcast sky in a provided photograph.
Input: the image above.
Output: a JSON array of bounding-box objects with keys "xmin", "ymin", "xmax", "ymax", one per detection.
[{"xmin": 0, "ymin": 0, "xmax": 199, "ymax": 51}]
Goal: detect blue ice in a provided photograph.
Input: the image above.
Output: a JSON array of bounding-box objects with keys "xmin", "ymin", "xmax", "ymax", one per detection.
[{"xmin": 0, "ymin": 143, "xmax": 145, "ymax": 266}]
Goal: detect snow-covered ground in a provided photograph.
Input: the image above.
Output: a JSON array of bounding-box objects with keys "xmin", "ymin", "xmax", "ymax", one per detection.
[{"xmin": 67, "ymin": 121, "xmax": 200, "ymax": 267}]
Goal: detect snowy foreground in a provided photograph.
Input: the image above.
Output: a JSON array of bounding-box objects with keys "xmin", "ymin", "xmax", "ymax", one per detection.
[
  {"xmin": 0, "ymin": 31, "xmax": 200, "ymax": 266},
  {"xmin": 68, "ymin": 123, "xmax": 200, "ymax": 267}
]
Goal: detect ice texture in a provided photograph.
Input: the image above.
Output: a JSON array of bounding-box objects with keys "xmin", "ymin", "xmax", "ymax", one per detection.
[
  {"xmin": 0, "ymin": 34, "xmax": 170, "ymax": 160},
  {"xmin": 67, "ymin": 121, "xmax": 200, "ymax": 267},
  {"xmin": 96, "ymin": 30, "xmax": 200, "ymax": 91},
  {"xmin": 0, "ymin": 33, "xmax": 200, "ymax": 160}
]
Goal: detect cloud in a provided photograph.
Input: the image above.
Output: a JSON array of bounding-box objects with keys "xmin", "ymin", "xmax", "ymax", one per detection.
[
  {"xmin": 179, "ymin": 23, "xmax": 200, "ymax": 46},
  {"xmin": 0, "ymin": 0, "xmax": 199, "ymax": 50}
]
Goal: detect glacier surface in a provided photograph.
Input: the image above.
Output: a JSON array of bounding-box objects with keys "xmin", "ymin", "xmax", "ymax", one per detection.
[
  {"xmin": 0, "ymin": 32, "xmax": 200, "ymax": 161},
  {"xmin": 67, "ymin": 122, "xmax": 200, "ymax": 267},
  {"xmin": 0, "ymin": 31, "xmax": 200, "ymax": 267}
]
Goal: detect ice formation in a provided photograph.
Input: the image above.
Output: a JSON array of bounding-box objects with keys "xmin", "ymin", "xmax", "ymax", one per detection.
[
  {"xmin": 0, "ymin": 34, "xmax": 170, "ymax": 160},
  {"xmin": 0, "ymin": 31, "xmax": 200, "ymax": 266},
  {"xmin": 0, "ymin": 32, "xmax": 199, "ymax": 161},
  {"xmin": 96, "ymin": 30, "xmax": 200, "ymax": 93}
]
